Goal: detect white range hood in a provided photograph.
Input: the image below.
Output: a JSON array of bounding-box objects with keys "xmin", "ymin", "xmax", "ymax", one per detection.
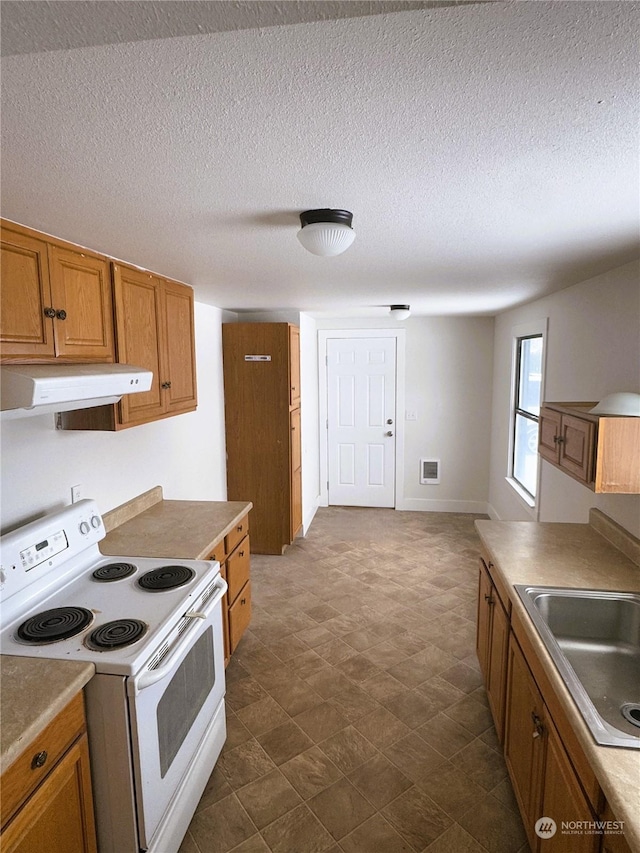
[{"xmin": 0, "ymin": 363, "xmax": 153, "ymax": 419}]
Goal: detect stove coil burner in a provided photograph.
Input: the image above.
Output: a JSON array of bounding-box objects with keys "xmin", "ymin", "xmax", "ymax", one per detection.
[
  {"xmin": 138, "ymin": 565, "xmax": 196, "ymax": 592},
  {"xmin": 86, "ymin": 619, "xmax": 147, "ymax": 650},
  {"xmin": 92, "ymin": 562, "xmax": 137, "ymax": 582},
  {"xmin": 16, "ymin": 607, "xmax": 94, "ymax": 644}
]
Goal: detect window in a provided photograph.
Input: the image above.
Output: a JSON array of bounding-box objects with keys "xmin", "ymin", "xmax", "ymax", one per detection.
[{"xmin": 511, "ymin": 334, "xmax": 544, "ymax": 500}]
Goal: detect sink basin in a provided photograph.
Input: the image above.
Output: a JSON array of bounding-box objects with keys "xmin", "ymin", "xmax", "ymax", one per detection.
[{"xmin": 515, "ymin": 586, "xmax": 640, "ymax": 749}]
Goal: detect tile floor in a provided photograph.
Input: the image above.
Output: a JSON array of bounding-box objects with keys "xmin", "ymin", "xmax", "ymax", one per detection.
[{"xmin": 179, "ymin": 507, "xmax": 529, "ymax": 853}]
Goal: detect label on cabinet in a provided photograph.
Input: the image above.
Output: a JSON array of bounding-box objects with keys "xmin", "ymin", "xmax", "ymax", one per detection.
[{"xmin": 244, "ymin": 355, "xmax": 271, "ymax": 361}]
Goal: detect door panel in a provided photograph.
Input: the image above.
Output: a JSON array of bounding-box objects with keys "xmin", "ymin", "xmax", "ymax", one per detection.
[
  {"xmin": 49, "ymin": 246, "xmax": 114, "ymax": 360},
  {"xmin": 327, "ymin": 337, "xmax": 396, "ymax": 507},
  {"xmin": 112, "ymin": 265, "xmax": 164, "ymax": 424}
]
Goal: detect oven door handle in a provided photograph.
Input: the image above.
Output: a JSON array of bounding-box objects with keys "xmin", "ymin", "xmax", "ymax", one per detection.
[{"xmin": 129, "ymin": 577, "xmax": 227, "ymax": 695}]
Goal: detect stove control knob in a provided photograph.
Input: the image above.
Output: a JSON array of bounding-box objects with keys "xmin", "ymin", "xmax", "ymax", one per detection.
[
  {"xmin": 90, "ymin": 515, "xmax": 101, "ymax": 529},
  {"xmin": 79, "ymin": 521, "xmax": 91, "ymax": 535}
]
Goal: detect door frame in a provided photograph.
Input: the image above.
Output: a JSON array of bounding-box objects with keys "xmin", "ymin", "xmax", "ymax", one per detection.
[{"xmin": 318, "ymin": 329, "xmax": 406, "ymax": 509}]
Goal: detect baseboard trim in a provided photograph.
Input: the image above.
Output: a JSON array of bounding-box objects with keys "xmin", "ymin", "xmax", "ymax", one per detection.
[
  {"xmin": 395, "ymin": 498, "xmax": 490, "ymax": 514},
  {"xmin": 303, "ymin": 500, "xmax": 320, "ymax": 535}
]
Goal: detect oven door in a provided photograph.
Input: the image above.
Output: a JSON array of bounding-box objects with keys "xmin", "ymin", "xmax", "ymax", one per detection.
[{"xmin": 126, "ymin": 576, "xmax": 227, "ymax": 849}]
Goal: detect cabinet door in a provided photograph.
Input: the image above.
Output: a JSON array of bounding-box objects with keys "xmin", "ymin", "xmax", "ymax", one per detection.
[
  {"xmin": 290, "ymin": 407, "xmax": 302, "ymax": 539},
  {"xmin": 112, "ymin": 264, "xmax": 165, "ymax": 424},
  {"xmin": 1, "ymin": 735, "xmax": 97, "ymax": 853},
  {"xmin": 476, "ymin": 561, "xmax": 492, "ymax": 682},
  {"xmin": 289, "ymin": 325, "xmax": 301, "ymax": 408},
  {"xmin": 538, "ymin": 713, "xmax": 598, "ymax": 853},
  {"xmin": 504, "ymin": 635, "xmax": 546, "ymax": 849},
  {"xmin": 229, "ymin": 580, "xmax": 252, "ymax": 653},
  {"xmin": 226, "ymin": 538, "xmax": 251, "ymax": 603},
  {"xmin": 1, "ymin": 228, "xmax": 55, "ymax": 358},
  {"xmin": 538, "ymin": 407, "xmax": 561, "ymax": 464},
  {"xmin": 161, "ymin": 279, "xmax": 197, "ymax": 414},
  {"xmin": 48, "ymin": 246, "xmax": 114, "ymax": 361},
  {"xmin": 558, "ymin": 414, "xmax": 595, "ymax": 484},
  {"xmin": 486, "ymin": 594, "xmax": 509, "ymax": 743}
]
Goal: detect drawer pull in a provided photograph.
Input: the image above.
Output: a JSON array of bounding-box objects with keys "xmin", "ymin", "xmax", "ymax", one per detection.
[
  {"xmin": 239, "ymin": 550, "xmax": 245, "ymax": 557},
  {"xmin": 241, "ymin": 597, "xmax": 247, "ymax": 605},
  {"xmin": 31, "ymin": 750, "xmax": 48, "ymax": 770},
  {"xmin": 237, "ymin": 524, "xmax": 243, "ymax": 532}
]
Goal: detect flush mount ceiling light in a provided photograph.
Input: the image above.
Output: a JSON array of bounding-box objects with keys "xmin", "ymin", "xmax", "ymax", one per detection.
[
  {"xmin": 389, "ymin": 305, "xmax": 411, "ymax": 320},
  {"xmin": 297, "ymin": 209, "xmax": 355, "ymax": 256}
]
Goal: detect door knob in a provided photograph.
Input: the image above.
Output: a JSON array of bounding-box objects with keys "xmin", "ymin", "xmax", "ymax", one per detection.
[
  {"xmin": 386, "ymin": 419, "xmax": 393, "ymax": 424},
  {"xmin": 385, "ymin": 431, "xmax": 394, "ymax": 437}
]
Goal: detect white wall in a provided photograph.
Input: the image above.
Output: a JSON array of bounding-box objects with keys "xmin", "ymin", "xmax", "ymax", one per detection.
[
  {"xmin": 0, "ymin": 302, "xmax": 228, "ymax": 532},
  {"xmin": 488, "ymin": 260, "xmax": 640, "ymax": 536},
  {"xmin": 299, "ymin": 313, "xmax": 320, "ymax": 533},
  {"xmin": 315, "ymin": 316, "xmax": 495, "ymax": 513}
]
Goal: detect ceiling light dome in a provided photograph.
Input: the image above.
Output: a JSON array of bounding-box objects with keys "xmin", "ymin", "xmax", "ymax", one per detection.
[
  {"xmin": 297, "ymin": 209, "xmax": 355, "ymax": 256},
  {"xmin": 389, "ymin": 305, "xmax": 410, "ymax": 320}
]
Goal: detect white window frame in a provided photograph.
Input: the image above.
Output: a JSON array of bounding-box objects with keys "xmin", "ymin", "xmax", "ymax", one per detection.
[{"xmin": 506, "ymin": 319, "xmax": 548, "ymax": 518}]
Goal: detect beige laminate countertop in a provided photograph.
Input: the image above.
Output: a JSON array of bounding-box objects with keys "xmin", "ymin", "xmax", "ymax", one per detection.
[
  {"xmin": 475, "ymin": 516, "xmax": 640, "ymax": 851},
  {"xmin": 100, "ymin": 497, "xmax": 253, "ymax": 560},
  {"xmin": 1, "ymin": 657, "xmax": 94, "ymax": 773}
]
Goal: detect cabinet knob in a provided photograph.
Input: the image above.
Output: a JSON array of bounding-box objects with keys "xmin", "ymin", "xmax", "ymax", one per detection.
[
  {"xmin": 484, "ymin": 594, "xmax": 493, "ymax": 604},
  {"xmin": 531, "ymin": 711, "xmax": 544, "ymax": 739},
  {"xmin": 43, "ymin": 307, "xmax": 56, "ymax": 319},
  {"xmin": 161, "ymin": 381, "xmax": 172, "ymax": 389},
  {"xmin": 31, "ymin": 750, "xmax": 48, "ymax": 770},
  {"xmin": 55, "ymin": 309, "xmax": 67, "ymax": 320}
]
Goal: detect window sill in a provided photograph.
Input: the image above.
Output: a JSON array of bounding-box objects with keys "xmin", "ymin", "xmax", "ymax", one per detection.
[{"xmin": 505, "ymin": 477, "xmax": 538, "ymax": 518}]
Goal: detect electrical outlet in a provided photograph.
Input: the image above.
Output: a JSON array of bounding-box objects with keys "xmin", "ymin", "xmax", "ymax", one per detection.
[
  {"xmin": 405, "ymin": 411, "xmax": 418, "ymax": 421},
  {"xmin": 71, "ymin": 484, "xmax": 83, "ymax": 504}
]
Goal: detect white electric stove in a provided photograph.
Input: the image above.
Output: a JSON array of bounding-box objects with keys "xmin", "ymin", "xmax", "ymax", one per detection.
[{"xmin": 0, "ymin": 499, "xmax": 228, "ymax": 853}]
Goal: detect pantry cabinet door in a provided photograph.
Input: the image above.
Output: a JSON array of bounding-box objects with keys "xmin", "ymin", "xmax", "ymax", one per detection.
[
  {"xmin": 112, "ymin": 264, "xmax": 165, "ymax": 424},
  {"xmin": 1, "ymin": 227, "xmax": 55, "ymax": 358}
]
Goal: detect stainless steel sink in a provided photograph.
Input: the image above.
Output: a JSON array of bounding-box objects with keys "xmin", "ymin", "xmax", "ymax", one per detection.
[{"xmin": 515, "ymin": 586, "xmax": 640, "ymax": 749}]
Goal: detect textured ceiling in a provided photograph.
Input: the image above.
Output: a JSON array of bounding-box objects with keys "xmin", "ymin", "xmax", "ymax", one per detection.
[{"xmin": 1, "ymin": 1, "xmax": 638, "ymax": 316}]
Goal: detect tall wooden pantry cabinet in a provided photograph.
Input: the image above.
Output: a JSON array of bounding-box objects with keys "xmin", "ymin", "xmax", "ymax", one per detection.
[{"xmin": 222, "ymin": 323, "xmax": 302, "ymax": 554}]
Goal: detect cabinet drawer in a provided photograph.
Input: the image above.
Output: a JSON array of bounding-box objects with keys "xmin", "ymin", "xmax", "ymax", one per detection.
[
  {"xmin": 225, "ymin": 515, "xmax": 249, "ymax": 555},
  {"xmin": 1, "ymin": 693, "xmax": 86, "ymax": 827},
  {"xmin": 206, "ymin": 541, "xmax": 226, "ymax": 565},
  {"xmin": 229, "ymin": 580, "xmax": 252, "ymax": 653},
  {"xmin": 227, "ymin": 538, "xmax": 250, "ymax": 603}
]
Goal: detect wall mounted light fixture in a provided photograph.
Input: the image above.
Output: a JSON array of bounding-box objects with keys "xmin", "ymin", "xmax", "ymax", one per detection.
[
  {"xmin": 297, "ymin": 209, "xmax": 355, "ymax": 256},
  {"xmin": 389, "ymin": 305, "xmax": 411, "ymax": 320}
]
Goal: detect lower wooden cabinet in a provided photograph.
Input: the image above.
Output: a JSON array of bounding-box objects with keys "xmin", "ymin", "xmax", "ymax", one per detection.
[
  {"xmin": 476, "ymin": 557, "xmax": 509, "ymax": 742},
  {"xmin": 600, "ymin": 802, "xmax": 633, "ymax": 853},
  {"xmin": 504, "ymin": 634, "xmax": 600, "ymax": 852},
  {"xmin": 540, "ymin": 713, "xmax": 599, "ymax": 853},
  {"xmin": 207, "ymin": 513, "xmax": 252, "ymax": 664},
  {"xmin": 504, "ymin": 635, "xmax": 546, "ymax": 846},
  {"xmin": 0, "ymin": 692, "xmax": 97, "ymax": 853}
]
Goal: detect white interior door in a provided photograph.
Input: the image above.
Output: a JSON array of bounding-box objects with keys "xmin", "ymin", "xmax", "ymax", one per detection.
[{"xmin": 327, "ymin": 337, "xmax": 397, "ymax": 507}]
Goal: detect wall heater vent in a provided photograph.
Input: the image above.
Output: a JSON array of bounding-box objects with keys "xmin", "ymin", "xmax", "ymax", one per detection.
[{"xmin": 420, "ymin": 458, "xmax": 440, "ymax": 485}]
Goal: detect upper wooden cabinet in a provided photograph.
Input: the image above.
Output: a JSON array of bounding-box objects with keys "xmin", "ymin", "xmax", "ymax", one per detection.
[
  {"xmin": 223, "ymin": 322, "xmax": 302, "ymax": 554},
  {"xmin": 61, "ymin": 265, "xmax": 197, "ymax": 430},
  {"xmin": 539, "ymin": 402, "xmax": 640, "ymax": 493},
  {"xmin": 1, "ymin": 222, "xmax": 114, "ymax": 362}
]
